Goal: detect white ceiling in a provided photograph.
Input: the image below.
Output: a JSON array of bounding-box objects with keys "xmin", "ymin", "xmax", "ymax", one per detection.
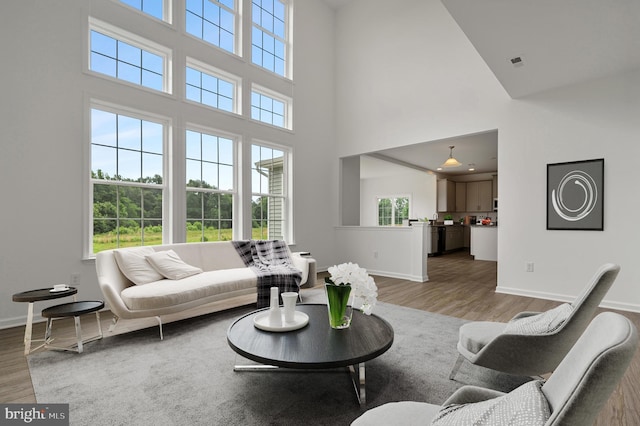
[
  {"xmin": 441, "ymin": 0, "xmax": 640, "ymax": 98},
  {"xmin": 324, "ymin": 0, "xmax": 640, "ymax": 98},
  {"xmin": 365, "ymin": 131, "xmax": 498, "ymax": 178},
  {"xmin": 326, "ymin": 0, "xmax": 640, "ymax": 177}
]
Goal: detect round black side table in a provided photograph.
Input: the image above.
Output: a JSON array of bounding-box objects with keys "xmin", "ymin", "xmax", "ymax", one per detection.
[
  {"xmin": 12, "ymin": 287, "xmax": 78, "ymax": 355},
  {"xmin": 41, "ymin": 301, "xmax": 105, "ymax": 354}
]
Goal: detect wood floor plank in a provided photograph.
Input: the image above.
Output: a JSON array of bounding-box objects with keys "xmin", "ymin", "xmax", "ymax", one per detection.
[{"xmin": 1, "ymin": 249, "xmax": 638, "ymax": 425}]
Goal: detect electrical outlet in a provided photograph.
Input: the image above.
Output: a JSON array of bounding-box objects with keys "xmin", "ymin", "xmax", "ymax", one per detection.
[
  {"xmin": 525, "ymin": 262, "xmax": 534, "ymax": 273},
  {"xmin": 71, "ymin": 273, "xmax": 81, "ymax": 286}
]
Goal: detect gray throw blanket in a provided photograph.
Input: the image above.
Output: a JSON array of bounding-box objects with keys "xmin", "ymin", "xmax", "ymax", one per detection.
[{"xmin": 232, "ymin": 240, "xmax": 302, "ymax": 308}]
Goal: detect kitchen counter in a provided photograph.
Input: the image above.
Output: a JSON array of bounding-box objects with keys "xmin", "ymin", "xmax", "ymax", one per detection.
[{"xmin": 470, "ymin": 225, "xmax": 497, "ymax": 261}]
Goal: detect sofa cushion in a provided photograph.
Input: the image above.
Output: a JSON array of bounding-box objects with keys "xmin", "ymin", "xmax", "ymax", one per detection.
[
  {"xmin": 114, "ymin": 247, "xmax": 164, "ymax": 285},
  {"xmin": 120, "ymin": 268, "xmax": 258, "ymax": 311},
  {"xmin": 431, "ymin": 380, "xmax": 550, "ymax": 426},
  {"xmin": 504, "ymin": 303, "xmax": 573, "ymax": 335},
  {"xmin": 146, "ymin": 249, "xmax": 203, "ymax": 280},
  {"xmin": 153, "ymin": 242, "xmax": 246, "ymax": 272}
]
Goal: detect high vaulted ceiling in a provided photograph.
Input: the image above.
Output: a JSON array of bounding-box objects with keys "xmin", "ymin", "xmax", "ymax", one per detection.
[
  {"xmin": 325, "ymin": 0, "xmax": 640, "ymax": 99},
  {"xmin": 441, "ymin": 0, "xmax": 640, "ymax": 98},
  {"xmin": 325, "ymin": 0, "xmax": 639, "ymax": 177}
]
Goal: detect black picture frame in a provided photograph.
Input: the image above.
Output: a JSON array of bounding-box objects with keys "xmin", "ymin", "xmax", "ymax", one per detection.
[{"xmin": 547, "ymin": 158, "xmax": 604, "ymax": 231}]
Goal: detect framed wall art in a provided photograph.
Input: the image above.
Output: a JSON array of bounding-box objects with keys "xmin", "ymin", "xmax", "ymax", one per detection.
[{"xmin": 547, "ymin": 158, "xmax": 604, "ymax": 231}]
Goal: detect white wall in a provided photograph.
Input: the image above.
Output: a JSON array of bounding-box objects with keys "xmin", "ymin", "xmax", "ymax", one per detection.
[
  {"xmin": 334, "ymin": 0, "xmax": 640, "ymax": 312},
  {"xmin": 0, "ymin": 0, "xmax": 337, "ymax": 327},
  {"xmin": 497, "ymin": 70, "xmax": 640, "ymax": 311},
  {"xmin": 334, "ymin": 0, "xmax": 510, "ymax": 158},
  {"xmin": 284, "ymin": 0, "xmax": 338, "ymax": 270},
  {"xmin": 340, "ymin": 156, "xmax": 361, "ymax": 226},
  {"xmin": 360, "ymin": 165, "xmax": 436, "ymax": 226},
  {"xmin": 335, "ymin": 223, "xmax": 430, "ymax": 282}
]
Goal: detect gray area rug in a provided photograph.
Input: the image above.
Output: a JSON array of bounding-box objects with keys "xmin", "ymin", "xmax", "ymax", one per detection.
[{"xmin": 28, "ymin": 290, "xmax": 531, "ymax": 425}]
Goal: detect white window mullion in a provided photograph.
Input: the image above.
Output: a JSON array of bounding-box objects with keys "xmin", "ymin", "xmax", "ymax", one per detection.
[
  {"xmin": 88, "ymin": 18, "xmax": 172, "ymax": 94},
  {"xmin": 250, "ymin": 84, "xmax": 292, "ymax": 130},
  {"xmin": 89, "ymin": 100, "xmax": 170, "ymax": 254}
]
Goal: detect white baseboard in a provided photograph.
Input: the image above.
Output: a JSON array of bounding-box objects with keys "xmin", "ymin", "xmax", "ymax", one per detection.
[
  {"xmin": 317, "ymin": 265, "xmax": 428, "ymax": 283},
  {"xmin": 496, "ymin": 286, "xmax": 640, "ymax": 314},
  {"xmin": 0, "ymin": 314, "xmax": 46, "ymax": 330},
  {"xmin": 365, "ymin": 269, "xmax": 429, "ymax": 283}
]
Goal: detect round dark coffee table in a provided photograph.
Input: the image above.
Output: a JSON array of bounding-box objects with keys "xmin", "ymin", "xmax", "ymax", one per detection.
[
  {"xmin": 227, "ymin": 303, "xmax": 394, "ymax": 405},
  {"xmin": 41, "ymin": 300, "xmax": 105, "ymax": 353},
  {"xmin": 12, "ymin": 287, "xmax": 78, "ymax": 355}
]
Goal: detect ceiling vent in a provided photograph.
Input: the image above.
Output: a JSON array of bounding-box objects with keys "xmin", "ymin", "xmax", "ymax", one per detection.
[{"xmin": 510, "ymin": 56, "xmax": 524, "ymax": 67}]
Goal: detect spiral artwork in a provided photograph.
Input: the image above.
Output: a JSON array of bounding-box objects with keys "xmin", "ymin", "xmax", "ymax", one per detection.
[{"xmin": 550, "ymin": 170, "xmax": 598, "ymax": 222}]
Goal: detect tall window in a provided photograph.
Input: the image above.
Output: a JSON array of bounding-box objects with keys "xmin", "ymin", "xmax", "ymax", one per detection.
[
  {"xmin": 89, "ymin": 19, "xmax": 170, "ymax": 93},
  {"xmin": 186, "ymin": 129, "xmax": 235, "ymax": 242},
  {"xmin": 91, "ymin": 106, "xmax": 166, "ymax": 253},
  {"xmin": 186, "ymin": 0, "xmax": 237, "ymax": 54},
  {"xmin": 86, "ymin": 5, "xmax": 296, "ymax": 256},
  {"xmin": 252, "ymin": 0, "xmax": 288, "ymax": 77},
  {"xmin": 251, "ymin": 86, "xmax": 290, "ymax": 129},
  {"xmin": 377, "ymin": 197, "xmax": 409, "ymax": 226},
  {"xmin": 185, "ymin": 60, "xmax": 239, "ymax": 113},
  {"xmin": 119, "ymin": 0, "xmax": 165, "ymax": 21},
  {"xmin": 252, "ymin": 144, "xmax": 288, "ymax": 240}
]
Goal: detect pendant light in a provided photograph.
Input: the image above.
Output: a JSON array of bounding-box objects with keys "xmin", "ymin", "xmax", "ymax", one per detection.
[{"xmin": 442, "ymin": 145, "xmax": 462, "ymax": 168}]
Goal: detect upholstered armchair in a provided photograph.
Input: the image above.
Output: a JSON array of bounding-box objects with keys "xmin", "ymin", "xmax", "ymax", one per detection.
[
  {"xmin": 449, "ymin": 263, "xmax": 620, "ymax": 379},
  {"xmin": 352, "ymin": 311, "xmax": 638, "ymax": 426}
]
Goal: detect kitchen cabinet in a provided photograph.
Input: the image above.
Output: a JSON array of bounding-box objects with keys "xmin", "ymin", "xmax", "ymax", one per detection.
[
  {"xmin": 437, "ymin": 179, "xmax": 456, "ymax": 212},
  {"xmin": 492, "ymin": 174, "xmax": 498, "ymax": 198},
  {"xmin": 470, "ymin": 225, "xmax": 497, "ymax": 261},
  {"xmin": 429, "ymin": 226, "xmax": 439, "ymax": 254},
  {"xmin": 445, "ymin": 226, "xmax": 464, "ymax": 251},
  {"xmin": 455, "ymin": 182, "xmax": 466, "ymax": 212},
  {"xmin": 466, "ymin": 180, "xmax": 493, "ymax": 212}
]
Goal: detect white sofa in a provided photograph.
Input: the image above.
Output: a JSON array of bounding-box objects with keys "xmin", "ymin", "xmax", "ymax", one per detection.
[{"xmin": 95, "ymin": 241, "xmax": 316, "ymax": 339}]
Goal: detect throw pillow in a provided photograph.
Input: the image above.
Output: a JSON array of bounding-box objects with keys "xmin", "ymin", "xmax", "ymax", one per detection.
[
  {"xmin": 146, "ymin": 249, "xmax": 203, "ymax": 280},
  {"xmin": 431, "ymin": 380, "xmax": 550, "ymax": 426},
  {"xmin": 114, "ymin": 247, "xmax": 164, "ymax": 285},
  {"xmin": 503, "ymin": 303, "xmax": 573, "ymax": 335}
]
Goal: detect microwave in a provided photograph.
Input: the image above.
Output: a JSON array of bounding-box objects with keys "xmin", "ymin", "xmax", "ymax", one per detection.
[{"xmin": 493, "ymin": 198, "xmax": 498, "ymax": 211}]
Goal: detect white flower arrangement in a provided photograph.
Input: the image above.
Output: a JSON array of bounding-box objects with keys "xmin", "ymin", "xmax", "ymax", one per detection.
[{"xmin": 325, "ymin": 262, "xmax": 378, "ymax": 315}]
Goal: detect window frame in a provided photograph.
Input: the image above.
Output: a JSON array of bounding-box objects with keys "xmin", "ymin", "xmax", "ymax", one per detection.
[
  {"xmin": 250, "ymin": 141, "xmax": 293, "ymax": 242},
  {"xmin": 88, "ymin": 18, "xmax": 173, "ymax": 94},
  {"xmin": 87, "ymin": 99, "xmax": 172, "ymax": 256},
  {"xmin": 250, "ymin": 84, "xmax": 292, "ymax": 130},
  {"xmin": 185, "ymin": 124, "xmax": 239, "ymax": 243},
  {"xmin": 116, "ymin": 0, "xmax": 172, "ymax": 24},
  {"xmin": 376, "ymin": 195, "xmax": 411, "ymax": 227},
  {"xmin": 185, "ymin": 0, "xmax": 240, "ymax": 56},
  {"xmin": 251, "ymin": 0, "xmax": 291, "ymax": 79},
  {"xmin": 185, "ymin": 57, "xmax": 242, "ymax": 115}
]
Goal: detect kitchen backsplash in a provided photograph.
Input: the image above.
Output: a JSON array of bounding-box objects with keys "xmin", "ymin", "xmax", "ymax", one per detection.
[{"xmin": 437, "ymin": 212, "xmax": 497, "ymax": 223}]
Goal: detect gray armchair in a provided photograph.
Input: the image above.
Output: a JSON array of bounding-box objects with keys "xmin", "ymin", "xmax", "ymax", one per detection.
[
  {"xmin": 450, "ymin": 263, "xmax": 620, "ymax": 379},
  {"xmin": 352, "ymin": 311, "xmax": 638, "ymax": 426}
]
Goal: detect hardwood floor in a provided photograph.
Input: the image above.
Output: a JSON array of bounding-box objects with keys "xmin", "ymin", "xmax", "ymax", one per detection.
[{"xmin": 2, "ymin": 250, "xmax": 638, "ymax": 425}]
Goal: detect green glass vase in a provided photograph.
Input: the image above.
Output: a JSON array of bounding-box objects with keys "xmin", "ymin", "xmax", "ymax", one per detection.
[{"xmin": 325, "ymin": 282, "xmax": 353, "ymax": 329}]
